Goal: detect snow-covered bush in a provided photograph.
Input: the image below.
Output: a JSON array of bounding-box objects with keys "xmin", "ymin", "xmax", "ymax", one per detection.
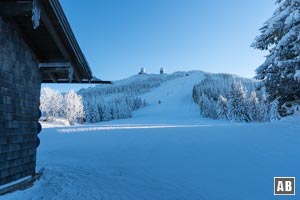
[{"xmin": 193, "ymin": 74, "xmax": 279, "ymax": 122}]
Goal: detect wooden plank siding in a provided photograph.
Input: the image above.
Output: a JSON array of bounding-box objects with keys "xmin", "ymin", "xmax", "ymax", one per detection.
[{"xmin": 0, "ymin": 17, "xmax": 41, "ymax": 186}]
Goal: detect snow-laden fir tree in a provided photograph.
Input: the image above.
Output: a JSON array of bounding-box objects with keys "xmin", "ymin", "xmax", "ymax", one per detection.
[
  {"xmin": 101, "ymin": 104, "xmax": 112, "ymax": 121},
  {"xmin": 199, "ymin": 94, "xmax": 218, "ymax": 119},
  {"xmin": 216, "ymin": 95, "xmax": 228, "ymax": 120},
  {"xmin": 246, "ymin": 91, "xmax": 260, "ymax": 121},
  {"xmin": 87, "ymin": 103, "xmax": 100, "ymax": 123},
  {"xmin": 269, "ymin": 99, "xmax": 281, "ymax": 121},
  {"xmin": 252, "ymin": 0, "xmax": 300, "ymax": 116},
  {"xmin": 228, "ymin": 82, "xmax": 250, "ymax": 122}
]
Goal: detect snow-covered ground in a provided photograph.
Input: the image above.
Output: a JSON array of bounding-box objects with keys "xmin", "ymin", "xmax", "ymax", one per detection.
[{"xmin": 3, "ymin": 72, "xmax": 300, "ymax": 200}]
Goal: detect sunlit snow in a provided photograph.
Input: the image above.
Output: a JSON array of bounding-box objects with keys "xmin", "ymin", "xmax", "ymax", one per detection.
[{"xmin": 3, "ymin": 72, "xmax": 300, "ymax": 200}]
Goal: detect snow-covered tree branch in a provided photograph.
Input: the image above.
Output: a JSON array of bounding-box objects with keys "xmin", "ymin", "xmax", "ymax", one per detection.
[{"xmin": 252, "ymin": 0, "xmax": 300, "ymax": 116}]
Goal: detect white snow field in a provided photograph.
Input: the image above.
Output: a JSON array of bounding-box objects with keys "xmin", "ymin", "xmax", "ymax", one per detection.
[{"xmin": 3, "ymin": 72, "xmax": 300, "ymax": 200}]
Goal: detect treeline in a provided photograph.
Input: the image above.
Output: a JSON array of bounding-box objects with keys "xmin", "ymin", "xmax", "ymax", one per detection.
[
  {"xmin": 193, "ymin": 74, "xmax": 280, "ymax": 122},
  {"xmin": 40, "ymin": 73, "xmax": 187, "ymax": 124},
  {"xmin": 82, "ymin": 95, "xmax": 146, "ymax": 123},
  {"xmin": 79, "ymin": 73, "xmax": 186, "ymax": 123}
]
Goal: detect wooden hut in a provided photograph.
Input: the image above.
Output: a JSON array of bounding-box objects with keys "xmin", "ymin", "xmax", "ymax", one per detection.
[{"xmin": 0, "ymin": 0, "xmax": 108, "ymax": 191}]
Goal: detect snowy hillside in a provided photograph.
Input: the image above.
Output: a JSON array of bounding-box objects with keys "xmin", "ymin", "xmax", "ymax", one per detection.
[
  {"xmin": 79, "ymin": 71, "xmax": 198, "ymax": 123},
  {"xmin": 80, "ymin": 70, "xmax": 270, "ymax": 124},
  {"xmin": 3, "ymin": 70, "xmax": 300, "ymax": 200},
  {"xmin": 133, "ymin": 71, "xmax": 205, "ymax": 123}
]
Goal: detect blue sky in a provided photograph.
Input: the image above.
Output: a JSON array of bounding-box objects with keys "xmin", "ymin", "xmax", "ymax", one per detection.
[{"xmin": 46, "ymin": 0, "xmax": 275, "ymax": 92}]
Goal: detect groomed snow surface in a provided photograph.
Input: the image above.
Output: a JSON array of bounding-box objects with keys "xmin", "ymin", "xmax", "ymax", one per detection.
[{"xmin": 3, "ymin": 72, "xmax": 300, "ymax": 200}]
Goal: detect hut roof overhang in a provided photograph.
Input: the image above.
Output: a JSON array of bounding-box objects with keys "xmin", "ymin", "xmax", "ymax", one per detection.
[{"xmin": 0, "ymin": 0, "xmax": 110, "ymax": 84}]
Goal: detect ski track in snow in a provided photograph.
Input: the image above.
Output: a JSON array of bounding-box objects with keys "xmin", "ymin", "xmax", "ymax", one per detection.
[{"xmin": 3, "ymin": 71, "xmax": 300, "ymax": 200}]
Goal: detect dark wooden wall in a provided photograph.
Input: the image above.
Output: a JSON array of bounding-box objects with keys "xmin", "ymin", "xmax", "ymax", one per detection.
[{"xmin": 0, "ymin": 17, "xmax": 41, "ymax": 186}]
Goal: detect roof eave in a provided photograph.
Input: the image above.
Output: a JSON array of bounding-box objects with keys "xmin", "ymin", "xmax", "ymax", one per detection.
[{"xmin": 45, "ymin": 0, "xmax": 93, "ymax": 80}]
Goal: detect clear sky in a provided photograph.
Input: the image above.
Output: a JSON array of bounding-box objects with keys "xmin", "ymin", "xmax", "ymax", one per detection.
[{"xmin": 46, "ymin": 0, "xmax": 275, "ymax": 92}]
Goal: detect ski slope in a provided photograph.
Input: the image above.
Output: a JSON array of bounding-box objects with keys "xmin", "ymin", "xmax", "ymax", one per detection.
[
  {"xmin": 134, "ymin": 71, "xmax": 205, "ymax": 123},
  {"xmin": 2, "ymin": 72, "xmax": 300, "ymax": 200}
]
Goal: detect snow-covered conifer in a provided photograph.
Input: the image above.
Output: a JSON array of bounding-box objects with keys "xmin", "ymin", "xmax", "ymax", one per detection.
[
  {"xmin": 216, "ymin": 95, "xmax": 228, "ymax": 120},
  {"xmin": 228, "ymin": 82, "xmax": 250, "ymax": 122},
  {"xmin": 88, "ymin": 103, "xmax": 100, "ymax": 123},
  {"xmin": 252, "ymin": 0, "xmax": 300, "ymax": 116},
  {"xmin": 246, "ymin": 91, "xmax": 260, "ymax": 121},
  {"xmin": 192, "ymin": 74, "xmax": 274, "ymax": 122},
  {"xmin": 269, "ymin": 99, "xmax": 281, "ymax": 121}
]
